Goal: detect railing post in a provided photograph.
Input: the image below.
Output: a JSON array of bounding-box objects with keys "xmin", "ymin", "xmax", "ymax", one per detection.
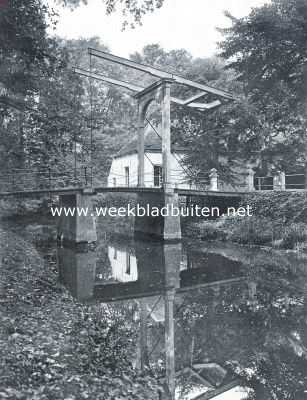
[
  {"xmin": 90, "ymin": 166, "xmax": 93, "ymax": 187},
  {"xmin": 12, "ymin": 171, "xmax": 15, "ymax": 191},
  {"xmin": 280, "ymin": 171, "xmax": 286, "ymax": 190},
  {"xmin": 274, "ymin": 171, "xmax": 285, "ymax": 190},
  {"xmin": 161, "ymin": 80, "xmax": 172, "ymax": 191},
  {"xmin": 137, "ymin": 103, "xmax": 145, "ymax": 187},
  {"xmin": 209, "ymin": 168, "xmax": 218, "ymax": 191},
  {"xmin": 84, "ymin": 167, "xmax": 88, "ymax": 186},
  {"xmin": 48, "ymin": 167, "xmax": 51, "ymax": 190},
  {"xmin": 246, "ymin": 168, "xmax": 255, "ymax": 192}
]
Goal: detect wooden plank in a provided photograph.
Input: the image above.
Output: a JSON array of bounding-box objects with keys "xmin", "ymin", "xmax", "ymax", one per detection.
[
  {"xmin": 193, "ymin": 380, "xmax": 242, "ymax": 400},
  {"xmin": 74, "ymin": 67, "xmax": 143, "ymax": 92},
  {"xmin": 88, "ymin": 48, "xmax": 235, "ymax": 100},
  {"xmin": 89, "ymin": 47, "xmax": 172, "ymax": 79},
  {"xmin": 0, "ymin": 95, "xmax": 27, "ymax": 111},
  {"xmin": 74, "ymin": 67, "xmax": 215, "ymax": 110},
  {"xmin": 181, "ymin": 91, "xmax": 208, "ymax": 105},
  {"xmin": 188, "ymin": 100, "xmax": 221, "ymax": 110},
  {"xmin": 177, "ymin": 277, "xmax": 245, "ymax": 294},
  {"xmin": 174, "ymin": 75, "xmax": 235, "ymax": 101},
  {"xmin": 188, "ymin": 368, "xmax": 214, "ymax": 389},
  {"xmin": 176, "ymin": 189, "xmax": 245, "ymax": 198}
]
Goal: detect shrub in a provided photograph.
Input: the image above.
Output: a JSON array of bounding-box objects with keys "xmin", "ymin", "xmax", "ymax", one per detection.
[
  {"xmin": 281, "ymin": 223, "xmax": 307, "ymax": 249},
  {"xmin": 198, "ymin": 221, "xmax": 227, "ymax": 240},
  {"xmin": 95, "ymin": 193, "xmax": 137, "ymax": 209},
  {"xmin": 221, "ymin": 216, "xmax": 275, "ymax": 245},
  {"xmin": 242, "ymin": 192, "xmax": 307, "ymax": 224},
  {"xmin": 183, "ymin": 221, "xmax": 227, "ymax": 240}
]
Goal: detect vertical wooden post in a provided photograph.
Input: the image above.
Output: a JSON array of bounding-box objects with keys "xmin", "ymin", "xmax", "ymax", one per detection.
[
  {"xmin": 139, "ymin": 299, "xmax": 148, "ymax": 371},
  {"xmin": 161, "ymin": 80, "xmax": 172, "ymax": 190},
  {"xmin": 165, "ymin": 288, "xmax": 175, "ymax": 400},
  {"xmin": 209, "ymin": 168, "xmax": 218, "ymax": 191},
  {"xmin": 279, "ymin": 171, "xmax": 286, "ymax": 190},
  {"xmin": 246, "ymin": 168, "xmax": 255, "ymax": 192},
  {"xmin": 84, "ymin": 167, "xmax": 88, "ymax": 186},
  {"xmin": 48, "ymin": 167, "xmax": 51, "ymax": 190},
  {"xmin": 273, "ymin": 174, "xmax": 279, "ymax": 190},
  {"xmin": 137, "ymin": 102, "xmax": 145, "ymax": 187},
  {"xmin": 273, "ymin": 171, "xmax": 285, "ymax": 190}
]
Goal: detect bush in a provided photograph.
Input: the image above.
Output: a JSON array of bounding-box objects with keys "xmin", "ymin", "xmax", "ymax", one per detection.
[
  {"xmin": 184, "ymin": 221, "xmax": 227, "ymax": 240},
  {"xmin": 242, "ymin": 192, "xmax": 307, "ymax": 224},
  {"xmin": 94, "ymin": 193, "xmax": 136, "ymax": 209},
  {"xmin": 221, "ymin": 216, "xmax": 275, "ymax": 245},
  {"xmin": 198, "ymin": 222, "xmax": 227, "ymax": 240},
  {"xmin": 281, "ymin": 223, "xmax": 307, "ymax": 249}
]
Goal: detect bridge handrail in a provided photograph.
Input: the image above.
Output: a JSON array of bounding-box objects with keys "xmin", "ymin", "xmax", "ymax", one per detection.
[{"xmin": 286, "ymin": 173, "xmax": 305, "ymax": 177}]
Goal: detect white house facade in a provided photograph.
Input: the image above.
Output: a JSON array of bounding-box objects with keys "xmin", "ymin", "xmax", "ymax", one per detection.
[{"xmin": 107, "ymin": 125, "xmax": 192, "ymax": 189}]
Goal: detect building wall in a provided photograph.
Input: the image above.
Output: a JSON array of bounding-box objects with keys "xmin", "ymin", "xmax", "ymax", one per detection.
[{"xmin": 107, "ymin": 151, "xmax": 191, "ymax": 189}]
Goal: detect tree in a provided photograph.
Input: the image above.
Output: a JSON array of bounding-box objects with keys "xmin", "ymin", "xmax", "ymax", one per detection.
[
  {"xmin": 0, "ymin": 0, "xmax": 59, "ymax": 102},
  {"xmin": 219, "ymin": 0, "xmax": 307, "ymax": 174},
  {"xmin": 0, "ymin": 0, "xmax": 72, "ymax": 173},
  {"xmin": 56, "ymin": 0, "xmax": 165, "ymax": 28}
]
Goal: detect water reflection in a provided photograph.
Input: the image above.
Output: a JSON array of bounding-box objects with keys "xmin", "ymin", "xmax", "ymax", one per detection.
[
  {"xmin": 57, "ymin": 237, "xmax": 307, "ymax": 400},
  {"xmin": 57, "ymin": 238, "xmax": 251, "ymax": 399},
  {"xmin": 57, "ymin": 240, "xmax": 244, "ymax": 303}
]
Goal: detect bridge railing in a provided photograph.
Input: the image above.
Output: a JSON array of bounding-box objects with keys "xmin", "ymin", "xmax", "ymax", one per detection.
[
  {"xmin": 254, "ymin": 176, "xmax": 274, "ymax": 191},
  {"xmin": 285, "ymin": 173, "xmax": 305, "ymax": 190},
  {"xmin": 0, "ymin": 167, "xmax": 94, "ymax": 193},
  {"xmin": 254, "ymin": 173, "xmax": 306, "ymax": 191},
  {"xmin": 107, "ymin": 170, "xmax": 211, "ymax": 190}
]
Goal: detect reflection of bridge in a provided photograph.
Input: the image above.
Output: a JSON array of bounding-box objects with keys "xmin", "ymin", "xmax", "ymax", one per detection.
[
  {"xmin": 58, "ymin": 241, "xmax": 245, "ymax": 302},
  {"xmin": 58, "ymin": 239, "xmax": 253, "ymax": 400}
]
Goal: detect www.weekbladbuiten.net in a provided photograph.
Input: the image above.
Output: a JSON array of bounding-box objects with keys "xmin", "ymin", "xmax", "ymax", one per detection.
[{"xmin": 50, "ymin": 204, "xmax": 253, "ymax": 218}]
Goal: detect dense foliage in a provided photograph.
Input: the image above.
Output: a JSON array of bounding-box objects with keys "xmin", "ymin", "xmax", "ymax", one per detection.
[
  {"xmin": 56, "ymin": 0, "xmax": 165, "ymax": 28},
  {"xmin": 219, "ymin": 0, "xmax": 307, "ymax": 173},
  {"xmin": 185, "ymin": 192, "xmax": 307, "ymax": 250}
]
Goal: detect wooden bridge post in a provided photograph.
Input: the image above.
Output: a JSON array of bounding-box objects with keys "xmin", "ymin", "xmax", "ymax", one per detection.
[
  {"xmin": 137, "ymin": 102, "xmax": 145, "ymax": 187},
  {"xmin": 164, "ymin": 288, "xmax": 176, "ymax": 400},
  {"xmin": 139, "ymin": 299, "xmax": 149, "ymax": 371},
  {"xmin": 57, "ymin": 246, "xmax": 97, "ymax": 300},
  {"xmin": 273, "ymin": 171, "xmax": 285, "ymax": 191},
  {"xmin": 209, "ymin": 168, "xmax": 219, "ymax": 191},
  {"xmin": 134, "ymin": 79, "xmax": 181, "ymax": 241},
  {"xmin": 57, "ymin": 192, "xmax": 97, "ymax": 244},
  {"xmin": 161, "ymin": 79, "xmax": 172, "ymax": 191},
  {"xmin": 279, "ymin": 171, "xmax": 286, "ymax": 190},
  {"xmin": 246, "ymin": 168, "xmax": 255, "ymax": 191}
]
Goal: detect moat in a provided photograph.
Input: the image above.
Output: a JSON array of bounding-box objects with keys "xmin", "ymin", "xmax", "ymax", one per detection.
[{"xmin": 1, "ymin": 216, "xmax": 307, "ymax": 399}]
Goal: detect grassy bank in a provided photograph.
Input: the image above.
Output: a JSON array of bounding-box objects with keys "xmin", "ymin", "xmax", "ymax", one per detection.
[{"xmin": 183, "ymin": 192, "xmax": 307, "ymax": 251}]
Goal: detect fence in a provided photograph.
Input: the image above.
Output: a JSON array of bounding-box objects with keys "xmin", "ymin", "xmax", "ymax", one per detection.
[
  {"xmin": 254, "ymin": 173, "xmax": 305, "ymax": 191},
  {"xmin": 0, "ymin": 167, "xmax": 94, "ymax": 193}
]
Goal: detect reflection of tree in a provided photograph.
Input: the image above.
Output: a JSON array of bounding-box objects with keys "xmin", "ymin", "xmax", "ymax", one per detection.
[{"xmin": 172, "ymin": 259, "xmax": 307, "ymax": 400}]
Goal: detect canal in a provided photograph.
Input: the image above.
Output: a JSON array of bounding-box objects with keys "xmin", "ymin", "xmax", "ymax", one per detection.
[{"xmin": 1, "ymin": 216, "xmax": 307, "ymax": 399}]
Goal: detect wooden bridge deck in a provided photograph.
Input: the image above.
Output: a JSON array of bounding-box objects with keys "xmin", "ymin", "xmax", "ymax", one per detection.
[
  {"xmin": 0, "ymin": 168, "xmax": 304, "ymax": 198},
  {"xmin": 0, "ymin": 185, "xmax": 247, "ymax": 198}
]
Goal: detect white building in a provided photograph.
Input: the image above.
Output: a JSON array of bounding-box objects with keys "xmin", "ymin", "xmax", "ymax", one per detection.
[{"xmin": 107, "ymin": 125, "xmax": 191, "ymax": 189}]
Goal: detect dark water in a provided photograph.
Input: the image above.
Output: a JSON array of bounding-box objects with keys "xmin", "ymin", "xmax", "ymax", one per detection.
[
  {"xmin": 3, "ymin": 218, "xmax": 307, "ymax": 400},
  {"xmin": 56, "ymin": 229, "xmax": 307, "ymax": 400}
]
